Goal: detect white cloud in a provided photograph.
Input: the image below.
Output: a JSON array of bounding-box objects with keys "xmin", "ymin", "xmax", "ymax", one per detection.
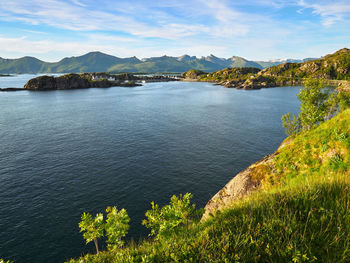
[
  {"xmin": 298, "ymin": 0, "xmax": 350, "ymax": 26},
  {"xmin": 71, "ymin": 0, "xmax": 86, "ymax": 7},
  {"xmin": 0, "ymin": 0, "xmax": 253, "ymax": 39},
  {"xmin": 0, "ymin": 35, "xmax": 227, "ymax": 61},
  {"xmin": 0, "ymin": 0, "xmax": 208, "ymax": 39},
  {"xmin": 0, "ymin": 0, "xmax": 349, "ymax": 61}
]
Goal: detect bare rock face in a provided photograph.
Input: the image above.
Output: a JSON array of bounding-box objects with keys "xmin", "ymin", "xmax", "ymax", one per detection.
[
  {"xmin": 56, "ymin": 74, "xmax": 91, "ymax": 90},
  {"xmin": 240, "ymin": 75, "xmax": 275, "ymax": 89},
  {"xmin": 201, "ymin": 153, "xmax": 276, "ymax": 221},
  {"xmin": 24, "ymin": 76, "xmax": 57, "ymax": 90},
  {"xmin": 182, "ymin": 69, "xmax": 206, "ymax": 80},
  {"xmin": 298, "ymin": 61, "xmax": 320, "ymax": 74},
  {"xmin": 336, "ymin": 82, "xmax": 350, "ymax": 92},
  {"xmin": 24, "ymin": 74, "xmax": 91, "ymax": 90}
]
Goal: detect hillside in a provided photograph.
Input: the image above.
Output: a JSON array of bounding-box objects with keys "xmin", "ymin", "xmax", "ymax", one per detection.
[
  {"xmin": 244, "ymin": 48, "xmax": 350, "ymax": 89},
  {"xmin": 44, "ymin": 52, "xmax": 134, "ymax": 73},
  {"xmin": 0, "ymin": 52, "xmax": 314, "ymax": 74},
  {"xmin": 183, "ymin": 48, "xmax": 350, "ymax": 89},
  {"xmin": 182, "ymin": 67, "xmax": 261, "ymax": 88},
  {"xmin": 0, "ymin": 56, "xmax": 47, "ymax": 74},
  {"xmin": 259, "ymin": 48, "xmax": 350, "ymax": 80},
  {"xmin": 66, "ymin": 106, "xmax": 350, "ymax": 262}
]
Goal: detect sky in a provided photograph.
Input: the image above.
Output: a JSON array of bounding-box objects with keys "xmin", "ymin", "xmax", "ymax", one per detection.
[{"xmin": 0, "ymin": 0, "xmax": 349, "ymax": 61}]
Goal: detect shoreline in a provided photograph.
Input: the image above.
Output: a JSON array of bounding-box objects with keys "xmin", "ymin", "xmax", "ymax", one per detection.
[
  {"xmin": 2, "ymin": 72, "xmax": 350, "ymax": 92},
  {"xmin": 182, "ymin": 78, "xmax": 350, "ymax": 90}
]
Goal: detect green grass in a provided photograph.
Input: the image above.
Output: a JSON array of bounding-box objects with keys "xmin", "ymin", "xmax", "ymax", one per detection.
[{"xmin": 67, "ymin": 110, "xmax": 350, "ymax": 263}]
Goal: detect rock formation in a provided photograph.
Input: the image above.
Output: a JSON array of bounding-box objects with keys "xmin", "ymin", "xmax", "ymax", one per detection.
[
  {"xmin": 201, "ymin": 153, "xmax": 276, "ymax": 221},
  {"xmin": 24, "ymin": 73, "xmax": 140, "ymax": 91}
]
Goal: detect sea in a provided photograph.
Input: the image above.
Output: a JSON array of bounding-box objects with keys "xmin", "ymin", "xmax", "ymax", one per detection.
[{"xmin": 0, "ymin": 74, "xmax": 300, "ymax": 262}]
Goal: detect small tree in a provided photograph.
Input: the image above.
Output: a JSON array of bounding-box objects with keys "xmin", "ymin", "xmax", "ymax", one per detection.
[
  {"xmin": 281, "ymin": 112, "xmax": 301, "ymax": 136},
  {"xmin": 78, "ymin": 212, "xmax": 104, "ymax": 254},
  {"xmin": 78, "ymin": 206, "xmax": 130, "ymax": 254},
  {"xmin": 297, "ymin": 78, "xmax": 330, "ymax": 130},
  {"xmin": 282, "ymin": 78, "xmax": 334, "ymax": 136},
  {"xmin": 105, "ymin": 206, "xmax": 130, "ymax": 251},
  {"xmin": 142, "ymin": 193, "xmax": 195, "ymax": 239},
  {"xmin": 337, "ymin": 90, "xmax": 350, "ymax": 112}
]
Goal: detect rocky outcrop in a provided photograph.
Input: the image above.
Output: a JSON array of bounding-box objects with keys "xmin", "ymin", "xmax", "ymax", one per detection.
[
  {"xmin": 201, "ymin": 153, "xmax": 277, "ymax": 221},
  {"xmin": 24, "ymin": 75, "xmax": 57, "ymax": 90},
  {"xmin": 182, "ymin": 69, "xmax": 207, "ymax": 80},
  {"xmin": 56, "ymin": 74, "xmax": 91, "ymax": 90},
  {"xmin": 336, "ymin": 81, "xmax": 350, "ymax": 92},
  {"xmin": 24, "ymin": 73, "xmax": 141, "ymax": 91}
]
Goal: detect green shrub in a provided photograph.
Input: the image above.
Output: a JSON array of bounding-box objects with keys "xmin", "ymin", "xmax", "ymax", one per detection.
[
  {"xmin": 142, "ymin": 193, "xmax": 196, "ymax": 240},
  {"xmin": 78, "ymin": 206, "xmax": 130, "ymax": 254},
  {"xmin": 281, "ymin": 112, "xmax": 301, "ymax": 136}
]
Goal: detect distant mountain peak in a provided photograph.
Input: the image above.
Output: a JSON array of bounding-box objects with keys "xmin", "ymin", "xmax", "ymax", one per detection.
[
  {"xmin": 338, "ymin": 47, "xmax": 349, "ymax": 53},
  {"xmin": 177, "ymin": 55, "xmax": 197, "ymax": 62}
]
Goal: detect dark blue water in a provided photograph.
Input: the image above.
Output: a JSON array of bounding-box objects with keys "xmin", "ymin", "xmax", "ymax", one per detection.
[{"xmin": 0, "ymin": 77, "xmax": 300, "ymax": 262}]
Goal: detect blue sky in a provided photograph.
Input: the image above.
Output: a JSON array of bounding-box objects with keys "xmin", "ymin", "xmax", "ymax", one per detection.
[{"xmin": 0, "ymin": 0, "xmax": 349, "ymax": 61}]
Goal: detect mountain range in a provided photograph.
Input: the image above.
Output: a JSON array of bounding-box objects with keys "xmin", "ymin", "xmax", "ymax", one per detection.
[{"xmin": 0, "ymin": 52, "xmax": 317, "ymax": 74}]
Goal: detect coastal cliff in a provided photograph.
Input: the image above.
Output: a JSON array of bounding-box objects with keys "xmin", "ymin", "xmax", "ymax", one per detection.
[{"xmin": 202, "ymin": 108, "xmax": 350, "ymax": 221}]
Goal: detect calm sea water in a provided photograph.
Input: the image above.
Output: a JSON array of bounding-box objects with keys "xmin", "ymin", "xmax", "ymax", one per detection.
[{"xmin": 0, "ymin": 75, "xmax": 300, "ymax": 262}]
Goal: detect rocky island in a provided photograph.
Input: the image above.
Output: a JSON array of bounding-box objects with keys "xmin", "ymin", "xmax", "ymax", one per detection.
[
  {"xmin": 23, "ymin": 73, "xmax": 141, "ymax": 91},
  {"xmin": 0, "ymin": 72, "xmax": 181, "ymax": 92}
]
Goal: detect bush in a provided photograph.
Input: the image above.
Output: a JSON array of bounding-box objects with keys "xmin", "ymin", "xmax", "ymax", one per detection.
[
  {"xmin": 298, "ymin": 78, "xmax": 330, "ymax": 130},
  {"xmin": 281, "ymin": 112, "xmax": 301, "ymax": 136},
  {"xmin": 142, "ymin": 193, "xmax": 196, "ymax": 239},
  {"xmin": 105, "ymin": 206, "xmax": 130, "ymax": 251},
  {"xmin": 78, "ymin": 206, "xmax": 130, "ymax": 254},
  {"xmin": 282, "ymin": 78, "xmax": 350, "ymax": 136}
]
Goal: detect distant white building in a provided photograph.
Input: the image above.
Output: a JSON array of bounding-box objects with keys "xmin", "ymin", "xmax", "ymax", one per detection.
[
  {"xmin": 91, "ymin": 75, "xmax": 116, "ymax": 81},
  {"xmin": 92, "ymin": 75, "xmax": 102, "ymax": 80}
]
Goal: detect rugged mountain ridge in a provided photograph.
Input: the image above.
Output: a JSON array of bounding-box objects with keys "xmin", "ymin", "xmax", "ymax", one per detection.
[{"xmin": 0, "ymin": 51, "xmax": 316, "ymax": 74}]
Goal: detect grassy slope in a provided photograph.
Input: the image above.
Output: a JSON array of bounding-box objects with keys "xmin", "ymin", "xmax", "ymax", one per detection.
[
  {"xmin": 198, "ymin": 67, "xmax": 261, "ymax": 82},
  {"xmin": 181, "ymin": 48, "xmax": 350, "ymax": 86},
  {"xmin": 68, "ymin": 110, "xmax": 350, "ymax": 262},
  {"xmin": 259, "ymin": 48, "xmax": 350, "ymax": 81}
]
